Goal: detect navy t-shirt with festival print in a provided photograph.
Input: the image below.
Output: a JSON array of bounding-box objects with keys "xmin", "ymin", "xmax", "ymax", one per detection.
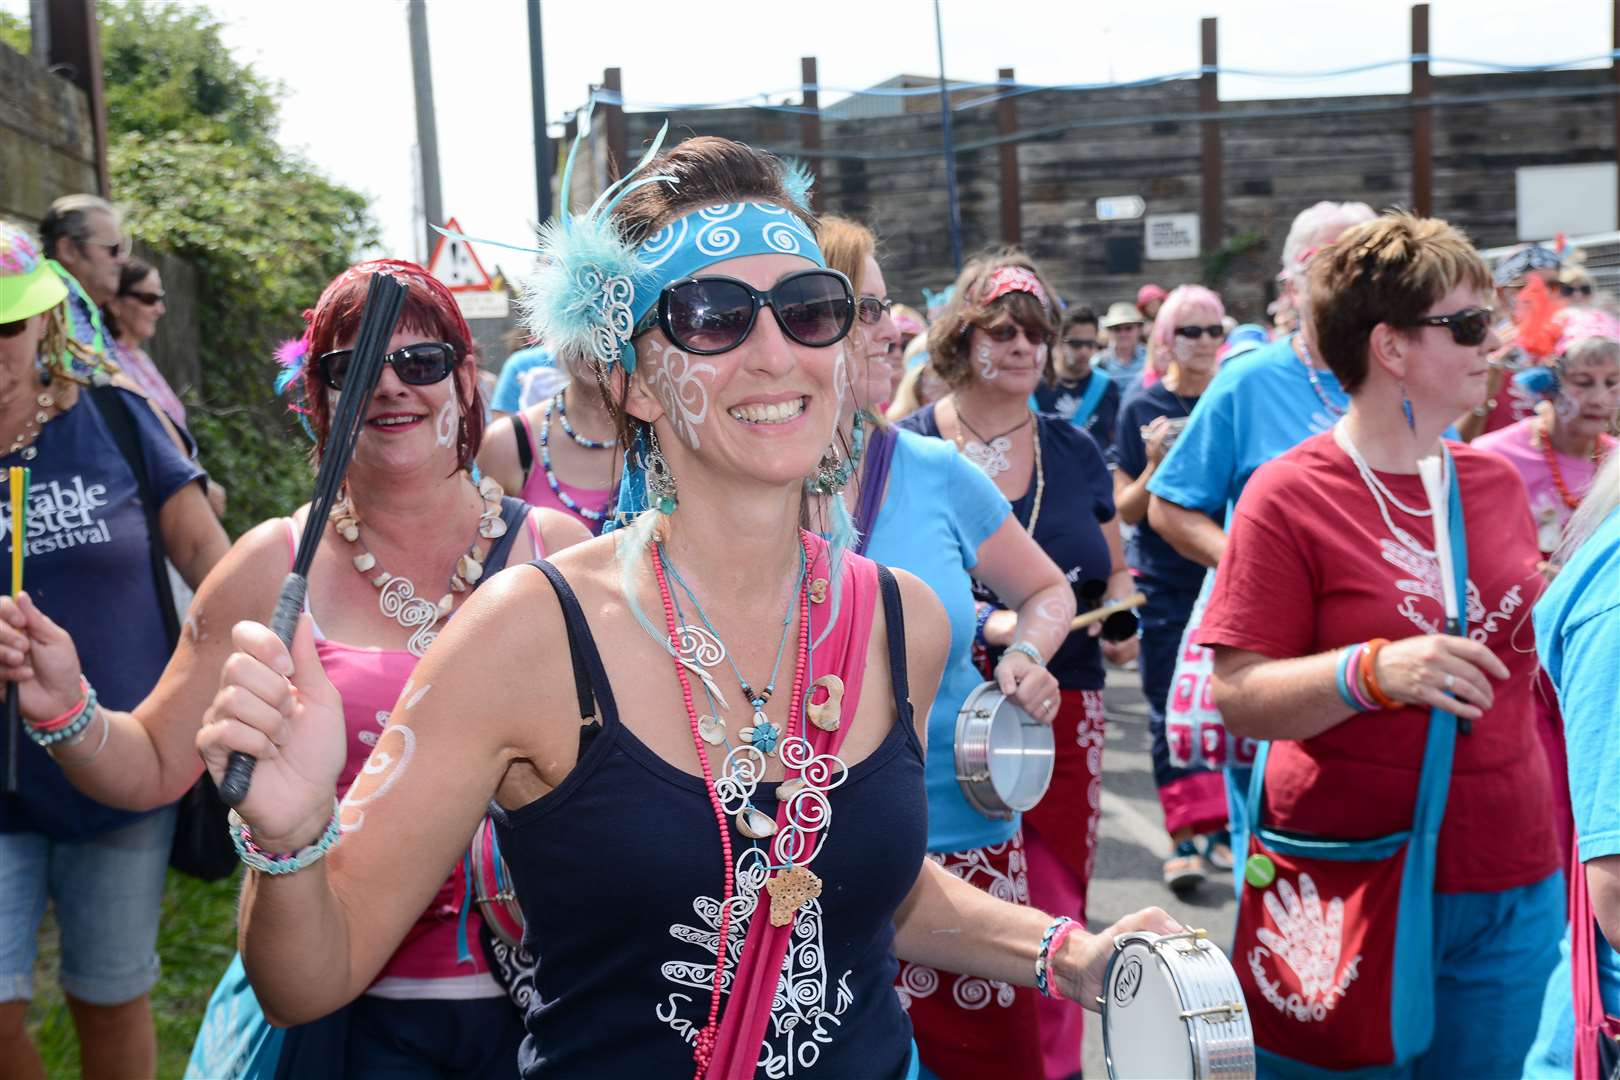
[
  {"xmin": 0, "ymin": 388, "xmax": 204, "ymax": 841},
  {"xmin": 900, "ymin": 405, "xmax": 1115, "ymax": 690}
]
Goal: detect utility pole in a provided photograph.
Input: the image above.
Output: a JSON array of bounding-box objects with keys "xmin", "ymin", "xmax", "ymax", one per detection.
[
  {"xmin": 408, "ymin": 0, "xmax": 444, "ymax": 259},
  {"xmin": 527, "ymin": 0, "xmax": 553, "ymax": 222},
  {"xmin": 933, "ymin": 0, "xmax": 963, "ymax": 273}
]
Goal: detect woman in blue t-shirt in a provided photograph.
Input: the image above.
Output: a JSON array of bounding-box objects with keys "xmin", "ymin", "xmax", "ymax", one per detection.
[
  {"xmin": 1111, "ymin": 285, "xmax": 1232, "ymax": 898},
  {"xmin": 0, "ymin": 223, "xmax": 230, "ymax": 1080},
  {"xmin": 816, "ymin": 220, "xmax": 1075, "ymax": 1080},
  {"xmin": 899, "ymin": 252, "xmax": 1136, "ymax": 1079}
]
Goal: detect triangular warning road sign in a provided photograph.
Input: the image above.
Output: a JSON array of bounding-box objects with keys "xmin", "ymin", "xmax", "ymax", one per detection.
[{"xmin": 426, "ymin": 218, "xmax": 494, "ymax": 292}]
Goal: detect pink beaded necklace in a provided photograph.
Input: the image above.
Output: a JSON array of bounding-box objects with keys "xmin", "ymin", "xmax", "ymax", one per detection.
[{"xmin": 651, "ymin": 532, "xmax": 813, "ymax": 1078}]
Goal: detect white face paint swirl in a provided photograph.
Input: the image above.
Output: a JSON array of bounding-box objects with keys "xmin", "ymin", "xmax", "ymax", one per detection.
[
  {"xmin": 338, "ymin": 723, "xmax": 417, "ymax": 833},
  {"xmin": 435, "ymin": 400, "xmax": 457, "ymax": 448},
  {"xmin": 1173, "ymin": 337, "xmax": 1196, "ymax": 363},
  {"xmin": 833, "ymin": 345, "xmax": 848, "ymax": 409},
  {"xmin": 645, "ymin": 340, "xmax": 717, "ymax": 450},
  {"xmin": 977, "ymin": 343, "xmax": 998, "ymax": 381}
]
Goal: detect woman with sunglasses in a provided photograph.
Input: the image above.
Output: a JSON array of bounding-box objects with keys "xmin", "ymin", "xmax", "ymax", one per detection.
[
  {"xmin": 478, "ymin": 350, "xmax": 621, "ymax": 535},
  {"xmin": 816, "ymin": 219, "xmax": 1074, "ymax": 1080},
  {"xmin": 1112, "ymin": 285, "xmax": 1233, "ymax": 898},
  {"xmin": 104, "ymin": 258, "xmax": 185, "ymax": 427},
  {"xmin": 0, "ymin": 259, "xmax": 590, "ymax": 1077},
  {"xmin": 1200, "ymin": 214, "xmax": 1562, "ymax": 1075},
  {"xmin": 899, "ymin": 252, "xmax": 1136, "ymax": 1078},
  {"xmin": 171, "ymin": 137, "xmax": 1173, "ymax": 1079}
]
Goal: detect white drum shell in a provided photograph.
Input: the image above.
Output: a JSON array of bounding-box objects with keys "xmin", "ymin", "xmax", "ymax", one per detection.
[
  {"xmin": 954, "ymin": 682, "xmax": 1055, "ymax": 819},
  {"xmin": 1102, "ymin": 932, "xmax": 1255, "ymax": 1080}
]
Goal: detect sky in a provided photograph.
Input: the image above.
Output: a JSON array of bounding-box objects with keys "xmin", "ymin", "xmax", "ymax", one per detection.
[{"xmin": 6, "ymin": 0, "xmax": 1612, "ymax": 273}]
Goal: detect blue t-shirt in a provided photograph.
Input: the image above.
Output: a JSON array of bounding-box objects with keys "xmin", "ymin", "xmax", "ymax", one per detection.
[
  {"xmin": 863, "ymin": 429, "xmax": 1012, "ymax": 854},
  {"xmin": 1097, "ymin": 343, "xmax": 1147, "ymax": 389},
  {"xmin": 1146, "ymin": 336, "xmax": 1346, "ymax": 516},
  {"xmin": 1534, "ymin": 505, "xmax": 1620, "ymax": 1027},
  {"xmin": 1032, "ymin": 371, "xmax": 1121, "ymax": 450},
  {"xmin": 1112, "ymin": 382, "xmax": 1216, "ymax": 593},
  {"xmin": 0, "ymin": 389, "xmax": 205, "ymax": 841},
  {"xmin": 491, "ymin": 346, "xmax": 554, "ymax": 414},
  {"xmin": 900, "ymin": 405, "xmax": 1114, "ymax": 691}
]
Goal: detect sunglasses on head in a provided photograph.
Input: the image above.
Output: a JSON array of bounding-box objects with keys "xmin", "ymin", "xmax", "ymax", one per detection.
[
  {"xmin": 1406, "ymin": 306, "xmax": 1494, "ymax": 347},
  {"xmin": 645, "ymin": 268, "xmax": 854, "ymax": 356},
  {"xmin": 856, "ymin": 296, "xmax": 894, "ymax": 325},
  {"xmin": 1173, "ymin": 324, "xmax": 1226, "ymax": 340},
  {"xmin": 1063, "ymin": 337, "xmax": 1098, "ymax": 351},
  {"xmin": 122, "ymin": 289, "xmax": 164, "ymax": 307},
  {"xmin": 316, "ymin": 341, "xmax": 457, "ymax": 390}
]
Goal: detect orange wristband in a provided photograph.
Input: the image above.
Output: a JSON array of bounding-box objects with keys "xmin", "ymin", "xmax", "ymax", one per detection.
[{"xmin": 1360, "ymin": 638, "xmax": 1400, "ymax": 710}]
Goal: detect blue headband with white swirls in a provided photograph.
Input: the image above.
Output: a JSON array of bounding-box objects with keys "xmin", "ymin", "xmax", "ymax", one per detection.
[{"xmin": 628, "ymin": 201, "xmax": 826, "ymax": 331}]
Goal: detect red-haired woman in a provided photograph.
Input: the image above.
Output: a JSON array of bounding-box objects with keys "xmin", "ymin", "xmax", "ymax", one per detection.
[
  {"xmin": 0, "ymin": 259, "xmax": 590, "ymax": 1077},
  {"xmin": 898, "ymin": 252, "xmax": 1137, "ymax": 1078}
]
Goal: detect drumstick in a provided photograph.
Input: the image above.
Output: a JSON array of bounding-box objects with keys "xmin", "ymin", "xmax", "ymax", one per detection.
[
  {"xmin": 218, "ymin": 273, "xmax": 406, "ymax": 807},
  {"xmin": 4, "ymin": 466, "xmax": 27, "ymax": 795},
  {"xmin": 1070, "ymin": 592, "xmax": 1146, "ymax": 631}
]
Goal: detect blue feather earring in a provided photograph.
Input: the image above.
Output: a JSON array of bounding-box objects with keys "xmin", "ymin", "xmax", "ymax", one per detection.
[{"xmin": 1399, "ymin": 382, "xmax": 1416, "ymax": 434}]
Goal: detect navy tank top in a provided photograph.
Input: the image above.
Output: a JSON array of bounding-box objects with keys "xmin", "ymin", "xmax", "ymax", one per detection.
[{"xmin": 491, "ymin": 561, "xmax": 927, "ymax": 1079}]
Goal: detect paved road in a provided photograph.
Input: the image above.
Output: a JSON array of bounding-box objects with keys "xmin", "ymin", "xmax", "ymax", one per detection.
[{"xmin": 1079, "ymin": 664, "xmax": 1238, "ymax": 1078}]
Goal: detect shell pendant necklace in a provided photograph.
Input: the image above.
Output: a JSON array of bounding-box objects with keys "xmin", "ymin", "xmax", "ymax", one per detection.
[{"xmin": 330, "ymin": 475, "xmax": 506, "ymax": 656}]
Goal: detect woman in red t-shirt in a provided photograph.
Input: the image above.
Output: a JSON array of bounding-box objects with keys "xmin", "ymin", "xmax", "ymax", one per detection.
[{"xmin": 1198, "ymin": 213, "xmax": 1564, "ymax": 1076}]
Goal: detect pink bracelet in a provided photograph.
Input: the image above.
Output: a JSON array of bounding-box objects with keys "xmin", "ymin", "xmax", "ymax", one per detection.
[
  {"xmin": 1345, "ymin": 646, "xmax": 1379, "ymax": 712},
  {"xmin": 1044, "ymin": 920, "xmax": 1083, "ymax": 1000},
  {"xmin": 30, "ymin": 678, "xmax": 91, "ymax": 733}
]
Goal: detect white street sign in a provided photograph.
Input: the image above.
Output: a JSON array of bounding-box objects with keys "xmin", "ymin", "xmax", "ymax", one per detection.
[
  {"xmin": 455, "ymin": 290, "xmax": 511, "ymax": 320},
  {"xmin": 1145, "ymin": 213, "xmax": 1201, "ymax": 260},
  {"xmin": 1096, "ymin": 195, "xmax": 1146, "ymax": 222}
]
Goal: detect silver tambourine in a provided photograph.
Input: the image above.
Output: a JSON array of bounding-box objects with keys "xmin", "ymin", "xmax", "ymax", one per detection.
[
  {"xmin": 954, "ymin": 681, "xmax": 1054, "ymax": 819},
  {"xmin": 1102, "ymin": 930, "xmax": 1255, "ymax": 1079}
]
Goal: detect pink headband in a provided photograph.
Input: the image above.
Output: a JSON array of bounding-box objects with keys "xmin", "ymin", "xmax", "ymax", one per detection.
[
  {"xmin": 1556, "ymin": 308, "xmax": 1620, "ymax": 357},
  {"xmin": 980, "ymin": 266, "xmax": 1051, "ymax": 311}
]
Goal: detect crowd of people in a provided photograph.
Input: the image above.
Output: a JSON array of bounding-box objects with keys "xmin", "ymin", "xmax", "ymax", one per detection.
[{"xmin": 0, "ymin": 133, "xmax": 1615, "ymax": 1080}]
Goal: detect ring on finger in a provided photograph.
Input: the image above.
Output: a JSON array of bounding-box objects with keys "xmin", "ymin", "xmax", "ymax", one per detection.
[
  {"xmin": 1443, "ymin": 672, "xmax": 1456, "ymax": 692},
  {"xmin": 1041, "ymin": 699, "xmax": 1054, "ymax": 712}
]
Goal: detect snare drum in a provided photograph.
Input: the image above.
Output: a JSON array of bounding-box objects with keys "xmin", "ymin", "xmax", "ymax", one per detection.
[
  {"xmin": 1102, "ymin": 930, "xmax": 1254, "ymax": 1080},
  {"xmin": 467, "ymin": 816, "xmax": 525, "ymax": 949},
  {"xmin": 954, "ymin": 682, "xmax": 1055, "ymax": 819}
]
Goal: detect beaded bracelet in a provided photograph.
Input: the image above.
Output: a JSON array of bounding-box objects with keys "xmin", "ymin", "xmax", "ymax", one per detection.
[
  {"xmin": 1004, "ymin": 641, "xmax": 1046, "ymax": 668},
  {"xmin": 229, "ymin": 799, "xmax": 342, "ymax": 876},
  {"xmin": 1035, "ymin": 915, "xmax": 1078, "ymax": 998},
  {"xmin": 974, "ymin": 604, "xmax": 994, "ymax": 648},
  {"xmin": 27, "ymin": 680, "xmax": 99, "ymax": 747},
  {"xmin": 1360, "ymin": 638, "xmax": 1401, "ymax": 710}
]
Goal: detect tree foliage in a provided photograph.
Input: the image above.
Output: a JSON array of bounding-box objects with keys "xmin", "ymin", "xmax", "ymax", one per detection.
[{"xmin": 99, "ymin": 1, "xmax": 377, "ymax": 535}]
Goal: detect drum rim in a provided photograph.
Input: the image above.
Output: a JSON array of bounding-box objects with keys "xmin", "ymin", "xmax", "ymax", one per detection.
[
  {"xmin": 953, "ymin": 681, "xmax": 1055, "ymax": 818},
  {"xmin": 1102, "ymin": 932, "xmax": 1255, "ymax": 1079}
]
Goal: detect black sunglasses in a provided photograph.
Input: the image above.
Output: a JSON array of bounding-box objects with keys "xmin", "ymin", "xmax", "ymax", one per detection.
[
  {"xmin": 985, "ymin": 323, "xmax": 1050, "ymax": 345},
  {"xmin": 856, "ymin": 295, "xmax": 894, "ymax": 325},
  {"xmin": 1173, "ymin": 324, "xmax": 1226, "ymax": 340},
  {"xmin": 122, "ymin": 289, "xmax": 165, "ymax": 307},
  {"xmin": 1560, "ymin": 283, "xmax": 1594, "ymax": 299},
  {"xmin": 317, "ymin": 341, "xmax": 457, "ymax": 390},
  {"xmin": 1063, "ymin": 337, "xmax": 1099, "ymax": 351},
  {"xmin": 645, "ymin": 268, "xmax": 854, "ymax": 356},
  {"xmin": 1406, "ymin": 306, "xmax": 1494, "ymax": 347}
]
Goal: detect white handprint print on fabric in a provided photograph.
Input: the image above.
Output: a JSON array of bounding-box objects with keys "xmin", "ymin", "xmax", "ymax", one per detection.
[{"xmin": 1246, "ymin": 871, "xmax": 1362, "ymax": 1023}]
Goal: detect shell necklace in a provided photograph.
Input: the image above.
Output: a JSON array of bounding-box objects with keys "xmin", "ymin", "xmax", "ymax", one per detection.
[
  {"xmin": 956, "ymin": 404, "xmax": 1031, "ymax": 480},
  {"xmin": 4, "ymin": 391, "xmax": 58, "ymax": 461},
  {"xmin": 330, "ymin": 474, "xmax": 506, "ymax": 656}
]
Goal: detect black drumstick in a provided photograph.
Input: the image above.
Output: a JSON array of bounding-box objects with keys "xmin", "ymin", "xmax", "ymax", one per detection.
[{"xmin": 219, "ymin": 273, "xmax": 406, "ymax": 807}]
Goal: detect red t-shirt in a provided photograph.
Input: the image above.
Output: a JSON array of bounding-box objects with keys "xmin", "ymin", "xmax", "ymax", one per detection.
[{"xmin": 1197, "ymin": 432, "xmax": 1558, "ymax": 893}]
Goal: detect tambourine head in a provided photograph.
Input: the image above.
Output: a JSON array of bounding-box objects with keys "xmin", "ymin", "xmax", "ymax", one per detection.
[{"xmin": 1102, "ymin": 931, "xmax": 1256, "ymax": 1080}]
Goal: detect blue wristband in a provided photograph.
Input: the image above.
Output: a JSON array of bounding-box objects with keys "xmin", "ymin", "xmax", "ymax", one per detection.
[
  {"xmin": 974, "ymin": 604, "xmax": 994, "ymax": 648},
  {"xmin": 1334, "ymin": 647, "xmax": 1363, "ymax": 712}
]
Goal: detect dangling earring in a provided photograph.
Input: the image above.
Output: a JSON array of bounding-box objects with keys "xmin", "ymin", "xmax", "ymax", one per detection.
[
  {"xmin": 805, "ymin": 413, "xmax": 865, "ymax": 496},
  {"xmin": 642, "ymin": 426, "xmax": 678, "ymax": 515},
  {"xmin": 1399, "ymin": 382, "xmax": 1416, "ymax": 434}
]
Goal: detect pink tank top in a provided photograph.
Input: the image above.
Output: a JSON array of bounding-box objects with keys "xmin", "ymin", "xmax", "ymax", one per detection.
[
  {"xmin": 515, "ymin": 408, "xmax": 614, "ymax": 534},
  {"xmin": 283, "ymin": 506, "xmax": 544, "ymax": 997}
]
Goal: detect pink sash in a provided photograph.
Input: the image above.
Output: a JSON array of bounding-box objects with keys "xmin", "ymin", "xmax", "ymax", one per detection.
[{"xmin": 705, "ymin": 538, "xmax": 880, "ymax": 1079}]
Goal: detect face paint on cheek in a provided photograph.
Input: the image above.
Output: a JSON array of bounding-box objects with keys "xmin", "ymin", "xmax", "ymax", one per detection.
[
  {"xmin": 338, "ymin": 723, "xmax": 417, "ymax": 833},
  {"xmin": 644, "ymin": 340, "xmax": 717, "ymax": 451},
  {"xmin": 977, "ymin": 343, "xmax": 998, "ymax": 381},
  {"xmin": 1173, "ymin": 338, "xmax": 1195, "ymax": 363},
  {"xmin": 833, "ymin": 345, "xmax": 848, "ymax": 408},
  {"xmin": 435, "ymin": 400, "xmax": 456, "ymax": 448},
  {"xmin": 1554, "ymin": 392, "xmax": 1581, "ymax": 423},
  {"xmin": 1035, "ymin": 344, "xmax": 1048, "ymax": 372}
]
